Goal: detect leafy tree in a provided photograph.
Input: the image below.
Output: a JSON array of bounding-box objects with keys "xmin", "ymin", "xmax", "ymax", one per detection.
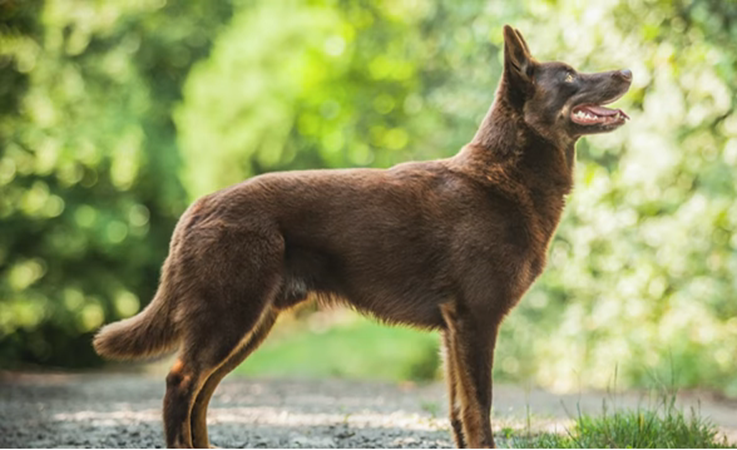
[
  {"xmin": 0, "ymin": 0, "xmax": 232, "ymax": 366},
  {"xmin": 2, "ymin": 0, "xmax": 736, "ymax": 398}
]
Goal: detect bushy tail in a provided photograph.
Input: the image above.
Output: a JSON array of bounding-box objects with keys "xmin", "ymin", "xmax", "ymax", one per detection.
[{"xmin": 93, "ymin": 281, "xmax": 181, "ymax": 360}]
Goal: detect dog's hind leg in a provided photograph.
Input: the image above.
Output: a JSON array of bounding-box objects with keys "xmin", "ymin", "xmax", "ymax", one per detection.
[
  {"xmin": 164, "ymin": 292, "xmax": 279, "ymax": 448},
  {"xmin": 164, "ymin": 350, "xmax": 214, "ymax": 448},
  {"xmin": 163, "ymin": 231, "xmax": 284, "ymax": 448},
  {"xmin": 441, "ymin": 330, "xmax": 466, "ymax": 448},
  {"xmin": 190, "ymin": 307, "xmax": 279, "ymax": 448}
]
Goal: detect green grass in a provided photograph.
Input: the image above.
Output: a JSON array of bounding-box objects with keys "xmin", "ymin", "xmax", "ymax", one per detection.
[
  {"xmin": 233, "ymin": 312, "xmax": 440, "ymax": 382},
  {"xmin": 511, "ymin": 396, "xmax": 734, "ymax": 448}
]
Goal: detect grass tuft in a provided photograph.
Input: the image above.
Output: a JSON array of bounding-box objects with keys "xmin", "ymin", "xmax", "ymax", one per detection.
[{"xmin": 511, "ymin": 395, "xmax": 733, "ymax": 448}]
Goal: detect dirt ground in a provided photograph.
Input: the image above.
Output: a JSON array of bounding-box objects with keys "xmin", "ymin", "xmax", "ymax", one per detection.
[{"xmin": 1, "ymin": 371, "xmax": 736, "ymax": 448}]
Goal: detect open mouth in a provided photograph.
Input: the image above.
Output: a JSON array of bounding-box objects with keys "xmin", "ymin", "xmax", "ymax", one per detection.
[{"xmin": 571, "ymin": 104, "xmax": 629, "ymax": 126}]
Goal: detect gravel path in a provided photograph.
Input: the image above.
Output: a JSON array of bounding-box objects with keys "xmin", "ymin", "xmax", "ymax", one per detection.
[{"xmin": 1, "ymin": 372, "xmax": 736, "ymax": 448}]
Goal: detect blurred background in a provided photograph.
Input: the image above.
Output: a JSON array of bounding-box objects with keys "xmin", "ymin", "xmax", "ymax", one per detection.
[{"xmin": 1, "ymin": 0, "xmax": 735, "ymax": 397}]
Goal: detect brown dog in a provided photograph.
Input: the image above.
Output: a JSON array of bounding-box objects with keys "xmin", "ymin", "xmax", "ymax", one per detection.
[{"xmin": 94, "ymin": 25, "xmax": 631, "ymax": 448}]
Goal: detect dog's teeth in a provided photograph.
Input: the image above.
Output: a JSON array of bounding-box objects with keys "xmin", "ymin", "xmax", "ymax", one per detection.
[{"xmin": 573, "ymin": 110, "xmax": 601, "ymax": 123}]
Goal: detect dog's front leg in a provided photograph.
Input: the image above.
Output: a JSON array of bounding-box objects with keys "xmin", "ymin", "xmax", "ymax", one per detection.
[
  {"xmin": 441, "ymin": 304, "xmax": 500, "ymax": 448},
  {"xmin": 441, "ymin": 330, "xmax": 467, "ymax": 447}
]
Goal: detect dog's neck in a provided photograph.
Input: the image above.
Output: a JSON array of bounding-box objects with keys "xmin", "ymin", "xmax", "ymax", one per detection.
[
  {"xmin": 451, "ymin": 88, "xmax": 576, "ymax": 242},
  {"xmin": 464, "ymin": 91, "xmax": 576, "ymax": 196}
]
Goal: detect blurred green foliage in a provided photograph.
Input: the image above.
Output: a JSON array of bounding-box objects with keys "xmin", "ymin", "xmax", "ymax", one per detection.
[
  {"xmin": 0, "ymin": 0, "xmax": 232, "ymax": 365},
  {"xmin": 1, "ymin": 0, "xmax": 736, "ymax": 396},
  {"xmin": 234, "ymin": 312, "xmax": 440, "ymax": 382}
]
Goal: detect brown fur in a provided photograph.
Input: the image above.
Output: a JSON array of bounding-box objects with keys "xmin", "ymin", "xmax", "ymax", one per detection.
[{"xmin": 94, "ymin": 25, "xmax": 631, "ymax": 448}]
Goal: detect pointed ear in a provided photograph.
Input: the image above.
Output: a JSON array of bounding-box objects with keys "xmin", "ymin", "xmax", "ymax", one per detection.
[
  {"xmin": 513, "ymin": 27, "xmax": 531, "ymax": 54},
  {"xmin": 502, "ymin": 25, "xmax": 534, "ymax": 86}
]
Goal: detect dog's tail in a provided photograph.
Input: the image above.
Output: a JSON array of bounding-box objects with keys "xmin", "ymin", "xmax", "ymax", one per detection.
[{"xmin": 93, "ymin": 273, "xmax": 181, "ymax": 360}]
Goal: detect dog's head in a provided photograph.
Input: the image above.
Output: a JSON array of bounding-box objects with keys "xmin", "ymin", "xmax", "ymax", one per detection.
[{"xmin": 500, "ymin": 25, "xmax": 631, "ymax": 143}]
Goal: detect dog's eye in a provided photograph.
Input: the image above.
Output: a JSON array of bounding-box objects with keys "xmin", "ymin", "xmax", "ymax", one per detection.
[{"xmin": 564, "ymin": 73, "xmax": 575, "ymax": 83}]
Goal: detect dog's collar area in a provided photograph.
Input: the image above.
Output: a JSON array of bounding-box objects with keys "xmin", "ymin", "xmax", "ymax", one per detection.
[{"xmin": 571, "ymin": 104, "xmax": 629, "ymax": 125}]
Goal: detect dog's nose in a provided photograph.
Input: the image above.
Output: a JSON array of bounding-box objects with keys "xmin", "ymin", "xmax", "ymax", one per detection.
[{"xmin": 619, "ymin": 69, "xmax": 632, "ymax": 81}]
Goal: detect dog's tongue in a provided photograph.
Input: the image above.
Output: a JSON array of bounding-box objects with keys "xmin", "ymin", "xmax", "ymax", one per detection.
[{"xmin": 581, "ymin": 104, "xmax": 629, "ymax": 119}]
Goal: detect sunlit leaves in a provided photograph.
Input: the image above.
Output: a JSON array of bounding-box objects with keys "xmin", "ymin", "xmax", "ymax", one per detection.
[
  {"xmin": 0, "ymin": 0, "xmax": 229, "ymax": 366},
  {"xmin": 1, "ymin": 0, "xmax": 736, "ymax": 392}
]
